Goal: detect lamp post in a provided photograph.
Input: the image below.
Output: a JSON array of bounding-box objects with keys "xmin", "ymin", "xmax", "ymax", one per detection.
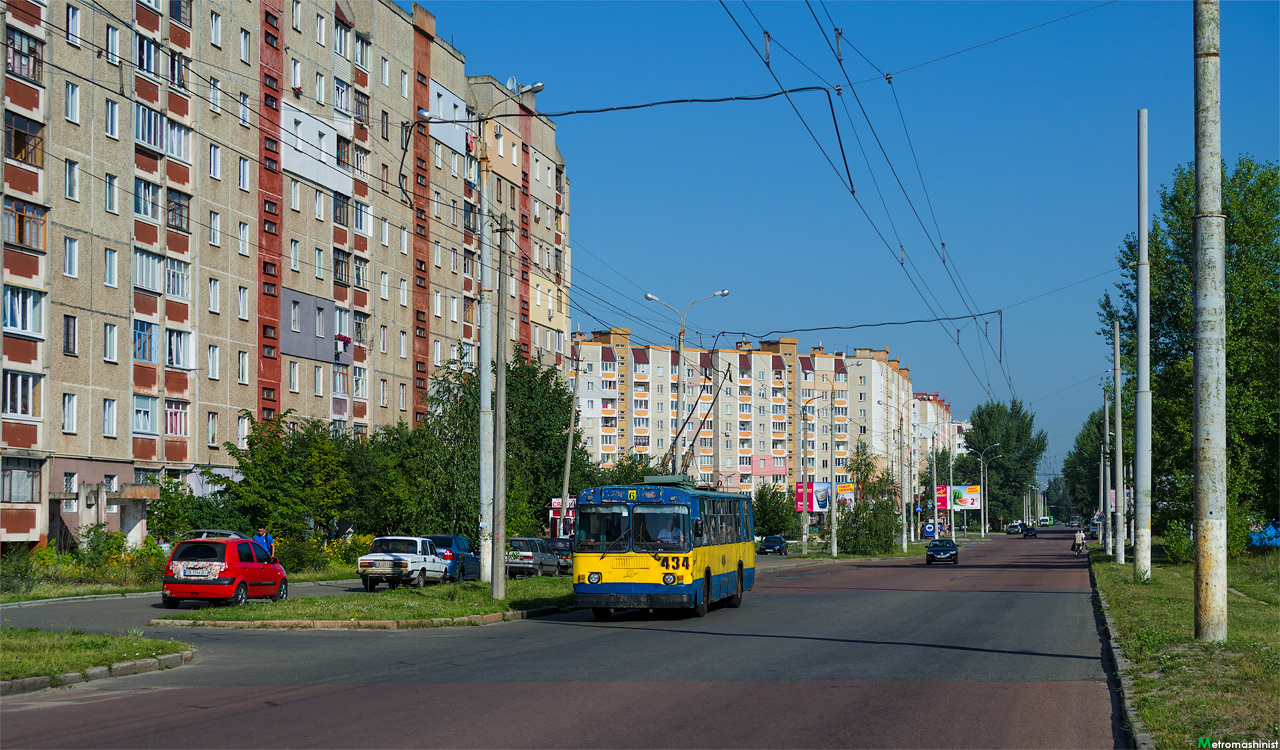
[
  {"xmin": 878, "ymin": 398, "xmax": 908, "ymax": 553},
  {"xmin": 977, "ymin": 443, "xmax": 1000, "ymax": 537},
  {"xmin": 410, "ymin": 80, "xmax": 543, "ymax": 591},
  {"xmin": 643, "ymin": 290, "xmax": 729, "ymax": 475},
  {"xmin": 794, "ymin": 393, "xmax": 823, "ymax": 554}
]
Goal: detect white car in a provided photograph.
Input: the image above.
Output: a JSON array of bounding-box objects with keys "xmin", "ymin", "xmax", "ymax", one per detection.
[{"xmin": 358, "ymin": 536, "xmax": 447, "ymax": 592}]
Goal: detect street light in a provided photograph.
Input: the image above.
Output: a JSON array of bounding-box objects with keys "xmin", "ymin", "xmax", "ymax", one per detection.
[
  {"xmin": 643, "ymin": 290, "xmax": 729, "ymax": 475},
  {"xmin": 878, "ymin": 398, "xmax": 909, "ymax": 553},
  {"xmin": 977, "ymin": 443, "xmax": 1000, "ymax": 537}
]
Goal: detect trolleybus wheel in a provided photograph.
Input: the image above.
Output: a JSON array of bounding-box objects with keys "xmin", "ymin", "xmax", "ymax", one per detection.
[
  {"xmin": 694, "ymin": 573, "xmax": 710, "ymax": 618},
  {"xmin": 727, "ymin": 566, "xmax": 743, "ymax": 608}
]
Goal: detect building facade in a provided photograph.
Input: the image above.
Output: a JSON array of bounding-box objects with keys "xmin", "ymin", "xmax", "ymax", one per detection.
[{"xmin": 1, "ymin": 0, "xmax": 571, "ymax": 548}]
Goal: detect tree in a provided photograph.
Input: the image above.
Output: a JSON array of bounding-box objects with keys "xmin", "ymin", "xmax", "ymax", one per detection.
[
  {"xmin": 953, "ymin": 399, "xmax": 1047, "ymax": 525},
  {"xmin": 752, "ymin": 484, "xmax": 798, "ymax": 538},
  {"xmin": 146, "ymin": 474, "xmax": 195, "ymax": 542},
  {"xmin": 1098, "ymin": 156, "xmax": 1279, "ymax": 529},
  {"xmin": 596, "ymin": 452, "xmax": 670, "ymax": 487},
  {"xmin": 1061, "ymin": 408, "xmax": 1107, "ymax": 519}
]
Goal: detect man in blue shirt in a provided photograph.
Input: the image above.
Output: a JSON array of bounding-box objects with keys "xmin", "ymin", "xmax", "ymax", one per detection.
[{"xmin": 252, "ymin": 526, "xmax": 275, "ymax": 558}]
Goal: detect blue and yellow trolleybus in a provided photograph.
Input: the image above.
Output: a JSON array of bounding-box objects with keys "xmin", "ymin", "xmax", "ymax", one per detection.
[{"xmin": 573, "ymin": 476, "xmax": 755, "ymax": 621}]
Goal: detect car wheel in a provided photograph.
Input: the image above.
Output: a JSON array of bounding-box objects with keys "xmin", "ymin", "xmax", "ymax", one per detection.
[
  {"xmin": 363, "ymin": 578, "xmax": 377, "ymax": 593},
  {"xmin": 954, "ymin": 557, "xmax": 959, "ymax": 565},
  {"xmin": 162, "ymin": 595, "xmax": 180, "ymax": 609},
  {"xmin": 272, "ymin": 579, "xmax": 289, "ymax": 602},
  {"xmin": 414, "ymin": 569, "xmax": 427, "ymax": 588},
  {"xmin": 727, "ymin": 567, "xmax": 744, "ymax": 609},
  {"xmin": 389, "ymin": 580, "xmax": 399, "ymax": 590},
  {"xmin": 926, "ymin": 558, "xmax": 933, "ymax": 565},
  {"xmin": 227, "ymin": 582, "xmax": 247, "ymax": 606},
  {"xmin": 694, "ymin": 574, "xmax": 710, "ymax": 618},
  {"xmin": 591, "ymin": 607, "xmax": 611, "ymax": 622}
]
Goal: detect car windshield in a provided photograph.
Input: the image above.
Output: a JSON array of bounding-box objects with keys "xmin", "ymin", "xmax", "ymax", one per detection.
[
  {"xmin": 172, "ymin": 541, "xmax": 225, "ymax": 562},
  {"xmin": 576, "ymin": 504, "xmax": 630, "ymax": 553},
  {"xmin": 370, "ymin": 538, "xmax": 418, "ymax": 554},
  {"xmin": 928, "ymin": 540, "xmax": 955, "ymax": 549},
  {"xmin": 764, "ymin": 536, "xmax": 784, "ymax": 543},
  {"xmin": 633, "ymin": 505, "xmax": 690, "ymax": 552}
]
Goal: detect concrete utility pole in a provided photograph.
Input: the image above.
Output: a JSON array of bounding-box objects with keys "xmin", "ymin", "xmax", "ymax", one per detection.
[
  {"xmin": 559, "ymin": 351, "xmax": 581, "ymax": 538},
  {"xmin": 798, "ymin": 389, "xmax": 808, "ymax": 555},
  {"xmin": 1098, "ymin": 443, "xmax": 1105, "ymax": 543},
  {"xmin": 1103, "ymin": 401, "xmax": 1112, "ymax": 556},
  {"xmin": 899, "ymin": 412, "xmax": 907, "ymax": 553},
  {"xmin": 1113, "ymin": 320, "xmax": 1125, "ymax": 565},
  {"xmin": 492, "ymin": 222, "xmax": 512, "ymax": 601},
  {"xmin": 1193, "ymin": 0, "xmax": 1228, "ymax": 642},
  {"xmin": 1135, "ymin": 108, "xmax": 1153, "ymax": 582},
  {"xmin": 829, "ymin": 402, "xmax": 838, "ymax": 557},
  {"xmin": 477, "ymin": 122, "xmax": 496, "ymax": 585}
]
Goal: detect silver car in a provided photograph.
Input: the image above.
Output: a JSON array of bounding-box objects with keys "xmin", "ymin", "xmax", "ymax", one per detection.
[{"xmin": 505, "ymin": 537, "xmax": 558, "ymax": 578}]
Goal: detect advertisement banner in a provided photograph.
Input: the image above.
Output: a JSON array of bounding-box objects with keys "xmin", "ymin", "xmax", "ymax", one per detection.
[
  {"xmin": 935, "ymin": 485, "xmax": 949, "ymax": 511},
  {"xmin": 836, "ymin": 482, "xmax": 857, "ymax": 505},
  {"xmin": 795, "ymin": 482, "xmax": 833, "ymax": 512},
  {"xmin": 953, "ymin": 485, "xmax": 982, "ymax": 511}
]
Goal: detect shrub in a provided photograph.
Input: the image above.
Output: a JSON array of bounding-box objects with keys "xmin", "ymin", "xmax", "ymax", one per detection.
[
  {"xmin": 837, "ymin": 500, "xmax": 899, "ymax": 555},
  {"xmin": 275, "ymin": 534, "xmax": 329, "ymax": 573},
  {"xmin": 0, "ymin": 546, "xmax": 39, "ymax": 594},
  {"xmin": 79, "ymin": 524, "xmax": 127, "ymax": 568},
  {"xmin": 1163, "ymin": 520, "xmax": 1194, "ymax": 565}
]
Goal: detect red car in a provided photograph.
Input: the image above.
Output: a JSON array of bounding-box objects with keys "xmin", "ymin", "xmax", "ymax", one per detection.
[{"xmin": 162, "ymin": 537, "xmax": 288, "ymax": 608}]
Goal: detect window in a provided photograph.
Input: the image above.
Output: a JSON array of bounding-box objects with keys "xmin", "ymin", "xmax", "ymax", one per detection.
[
  {"xmin": 3, "ymin": 285, "xmax": 44, "ymax": 338},
  {"xmin": 353, "ymin": 257, "xmax": 369, "ymax": 290},
  {"xmin": 237, "ymin": 287, "xmax": 248, "ymax": 319},
  {"xmin": 315, "ymin": 14, "xmax": 326, "ymax": 45},
  {"xmin": 166, "ymin": 191, "xmax": 190, "ymax": 232},
  {"xmin": 131, "ymin": 320, "xmax": 158, "ymax": 363},
  {"xmin": 379, "ymin": 325, "xmax": 386, "ymax": 353},
  {"xmin": 333, "ymin": 78, "xmax": 349, "ymax": 112},
  {"xmin": 102, "ymin": 398, "xmax": 117, "ymax": 437},
  {"xmin": 133, "ymin": 178, "xmax": 160, "ymax": 220},
  {"xmin": 57, "ymin": 237, "xmax": 79, "ymax": 279},
  {"xmin": 237, "ymin": 415, "xmax": 250, "ymax": 448},
  {"xmin": 207, "ymin": 412, "xmax": 218, "ymax": 445},
  {"xmin": 289, "ymin": 240, "xmax": 299, "ymax": 271},
  {"xmin": 209, "ymin": 11, "xmax": 222, "ymax": 47},
  {"xmin": 332, "ymin": 192, "xmax": 349, "ymax": 225},
  {"xmin": 315, "ymin": 72, "xmax": 325, "ymax": 104},
  {"xmin": 132, "ymin": 395, "xmax": 157, "ymax": 434},
  {"xmin": 433, "ymin": 340, "xmax": 442, "ymax": 366},
  {"xmin": 238, "ymin": 351, "xmax": 249, "ymax": 384},
  {"xmin": 62, "ymin": 160, "xmax": 79, "ymax": 200},
  {"xmin": 291, "ymin": 0, "xmax": 301, "ymax": 29},
  {"xmin": 239, "ymin": 29, "xmax": 250, "ymax": 63},
  {"xmin": 103, "ymin": 174, "xmax": 119, "ymax": 214},
  {"xmin": 208, "ymin": 278, "xmax": 220, "ymax": 312},
  {"xmin": 400, "ymin": 331, "xmax": 407, "ymax": 358},
  {"xmin": 7, "ymin": 28, "xmax": 44, "ymax": 83},
  {"xmin": 166, "ymin": 329, "xmax": 191, "ymax": 368},
  {"xmin": 399, "ymin": 279, "xmax": 407, "ymax": 306},
  {"xmin": 60, "ymin": 393, "xmax": 77, "ymax": 433},
  {"xmin": 288, "ymin": 361, "xmax": 298, "ymax": 392},
  {"xmin": 135, "ymin": 34, "xmax": 160, "ymax": 76},
  {"xmin": 314, "ymin": 247, "xmax": 324, "ymax": 279},
  {"xmin": 64, "ymin": 82, "xmax": 79, "ymax": 123},
  {"xmin": 66, "ymin": 5, "xmax": 81, "ymax": 45},
  {"xmin": 207, "ymin": 345, "xmax": 219, "ymax": 379},
  {"xmin": 62, "ymin": 315, "xmax": 77, "ymax": 355},
  {"xmin": 168, "ymin": 52, "xmax": 188, "ymax": 91},
  {"xmin": 103, "ymin": 322, "xmax": 117, "ymax": 362},
  {"xmin": 165, "ymin": 400, "xmax": 188, "ymax": 437},
  {"xmin": 238, "ymin": 222, "xmax": 250, "ymax": 255},
  {"xmin": 238, "ymin": 157, "xmax": 250, "ymax": 190},
  {"xmin": 209, "ymin": 77, "xmax": 221, "ymax": 111},
  {"xmin": 165, "ymin": 258, "xmax": 190, "ymax": 299},
  {"xmin": 313, "ymin": 365, "xmax": 323, "ymax": 395},
  {"xmin": 2, "ymin": 370, "xmax": 41, "ymax": 418},
  {"xmin": 208, "ymin": 211, "xmax": 221, "ymax": 245},
  {"xmin": 133, "ymin": 102, "xmax": 164, "ymax": 151},
  {"xmin": 354, "ymin": 202, "xmax": 370, "ymax": 235},
  {"xmin": 400, "ymin": 227, "xmax": 408, "ymax": 254},
  {"xmin": 332, "ymin": 364, "xmax": 347, "ymax": 396}
]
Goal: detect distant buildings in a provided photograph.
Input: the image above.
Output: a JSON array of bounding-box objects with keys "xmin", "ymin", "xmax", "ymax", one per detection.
[{"xmin": 570, "ymin": 329, "xmax": 958, "ymax": 498}]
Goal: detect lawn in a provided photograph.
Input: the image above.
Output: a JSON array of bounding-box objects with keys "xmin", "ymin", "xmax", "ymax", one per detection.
[
  {"xmin": 0, "ymin": 565, "xmax": 357, "ymax": 605},
  {"xmin": 158, "ymin": 576, "xmax": 573, "ymax": 624},
  {"xmin": 0, "ymin": 628, "xmax": 189, "ymax": 682},
  {"xmin": 1093, "ymin": 543, "xmax": 1279, "ymax": 747}
]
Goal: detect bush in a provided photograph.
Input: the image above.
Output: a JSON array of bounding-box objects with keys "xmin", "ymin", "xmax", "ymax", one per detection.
[
  {"xmin": 79, "ymin": 524, "xmax": 127, "ymax": 568},
  {"xmin": 322, "ymin": 533, "xmax": 374, "ymax": 566},
  {"xmin": 1163, "ymin": 520, "xmax": 1194, "ymax": 565},
  {"xmin": 837, "ymin": 500, "xmax": 899, "ymax": 555},
  {"xmin": 0, "ymin": 546, "xmax": 39, "ymax": 594},
  {"xmin": 275, "ymin": 534, "xmax": 329, "ymax": 573}
]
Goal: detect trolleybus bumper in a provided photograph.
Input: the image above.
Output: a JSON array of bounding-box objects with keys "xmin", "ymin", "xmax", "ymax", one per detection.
[{"xmin": 575, "ymin": 592, "xmax": 693, "ymax": 610}]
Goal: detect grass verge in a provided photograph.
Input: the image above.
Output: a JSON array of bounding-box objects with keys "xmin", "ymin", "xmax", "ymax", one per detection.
[
  {"xmin": 0, "ymin": 565, "xmax": 357, "ymax": 605},
  {"xmin": 0, "ymin": 627, "xmax": 189, "ymax": 682},
  {"xmin": 159, "ymin": 576, "xmax": 573, "ymax": 623},
  {"xmin": 1093, "ymin": 543, "xmax": 1279, "ymax": 747}
]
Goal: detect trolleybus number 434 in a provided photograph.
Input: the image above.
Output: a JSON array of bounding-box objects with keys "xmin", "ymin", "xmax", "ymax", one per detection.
[{"xmin": 659, "ymin": 556, "xmax": 689, "ymax": 570}]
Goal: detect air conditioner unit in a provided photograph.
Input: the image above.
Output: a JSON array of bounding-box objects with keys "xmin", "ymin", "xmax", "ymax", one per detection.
[
  {"xmin": 334, "ymin": 340, "xmax": 345, "ymax": 356},
  {"xmin": 493, "ymin": 123, "xmax": 502, "ymax": 137}
]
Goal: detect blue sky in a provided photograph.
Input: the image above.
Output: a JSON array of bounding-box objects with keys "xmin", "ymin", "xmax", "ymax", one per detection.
[{"xmin": 413, "ymin": 1, "xmax": 1279, "ymax": 480}]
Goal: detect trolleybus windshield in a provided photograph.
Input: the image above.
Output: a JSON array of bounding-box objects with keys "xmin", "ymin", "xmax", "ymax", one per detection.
[
  {"xmin": 633, "ymin": 504, "xmax": 690, "ymax": 552},
  {"xmin": 576, "ymin": 504, "xmax": 630, "ymax": 553}
]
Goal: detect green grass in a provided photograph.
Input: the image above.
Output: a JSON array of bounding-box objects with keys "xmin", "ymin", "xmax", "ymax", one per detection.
[
  {"xmin": 159, "ymin": 576, "xmax": 573, "ymax": 623},
  {"xmin": 1093, "ymin": 543, "xmax": 1279, "ymax": 747},
  {"xmin": 0, "ymin": 565, "xmax": 357, "ymax": 605},
  {"xmin": 0, "ymin": 627, "xmax": 189, "ymax": 682}
]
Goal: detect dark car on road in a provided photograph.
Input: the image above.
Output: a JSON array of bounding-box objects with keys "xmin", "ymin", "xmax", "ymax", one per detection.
[
  {"xmin": 1023, "ymin": 525, "xmax": 1038, "ymax": 538},
  {"xmin": 758, "ymin": 536, "xmax": 789, "ymax": 555},
  {"xmin": 925, "ymin": 538, "xmax": 959, "ymax": 565},
  {"xmin": 545, "ymin": 537, "xmax": 573, "ymax": 575},
  {"xmin": 424, "ymin": 535, "xmax": 480, "ymax": 582}
]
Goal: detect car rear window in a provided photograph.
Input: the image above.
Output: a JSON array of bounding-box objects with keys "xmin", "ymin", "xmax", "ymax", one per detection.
[
  {"xmin": 510, "ymin": 539, "xmax": 533, "ymax": 552},
  {"xmin": 426, "ymin": 535, "xmax": 455, "ymax": 549},
  {"xmin": 173, "ymin": 542, "xmax": 225, "ymax": 562},
  {"xmin": 547, "ymin": 539, "xmax": 571, "ymax": 551},
  {"xmin": 370, "ymin": 538, "xmax": 418, "ymax": 554}
]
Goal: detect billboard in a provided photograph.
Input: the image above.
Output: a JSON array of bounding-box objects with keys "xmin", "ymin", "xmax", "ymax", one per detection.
[
  {"xmin": 836, "ymin": 482, "xmax": 857, "ymax": 506},
  {"xmin": 936, "ymin": 485, "xmax": 982, "ymax": 511},
  {"xmin": 795, "ymin": 482, "xmax": 832, "ymax": 512}
]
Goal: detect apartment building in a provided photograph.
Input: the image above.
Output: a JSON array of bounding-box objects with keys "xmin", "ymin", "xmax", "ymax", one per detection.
[
  {"xmin": 569, "ymin": 330, "xmax": 950, "ymax": 498},
  {"xmin": 0, "ymin": 0, "xmax": 571, "ymax": 549}
]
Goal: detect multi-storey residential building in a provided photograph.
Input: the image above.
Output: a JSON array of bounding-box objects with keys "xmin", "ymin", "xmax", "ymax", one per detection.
[
  {"xmin": 1, "ymin": 1, "xmax": 571, "ymax": 549},
  {"xmin": 569, "ymin": 330, "xmax": 943, "ymax": 499}
]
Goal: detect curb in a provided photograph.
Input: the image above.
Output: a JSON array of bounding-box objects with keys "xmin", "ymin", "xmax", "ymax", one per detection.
[
  {"xmin": 0, "ymin": 650, "xmax": 196, "ymax": 697},
  {"xmin": 147, "ymin": 605, "xmax": 568, "ymax": 631},
  {"xmin": 1089, "ymin": 557, "xmax": 1155, "ymax": 750},
  {"xmin": 0, "ymin": 580, "xmax": 363, "ymax": 609}
]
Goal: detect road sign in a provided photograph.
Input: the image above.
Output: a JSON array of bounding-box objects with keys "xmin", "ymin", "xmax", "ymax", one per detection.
[{"xmin": 923, "ymin": 521, "xmax": 936, "ymax": 538}]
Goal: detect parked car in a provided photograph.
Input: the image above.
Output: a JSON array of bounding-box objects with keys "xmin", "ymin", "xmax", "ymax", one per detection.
[
  {"xmin": 1088, "ymin": 522, "xmax": 1099, "ymax": 540},
  {"xmin": 1023, "ymin": 525, "xmax": 1038, "ymax": 538},
  {"xmin": 425, "ymin": 535, "xmax": 481, "ymax": 582},
  {"xmin": 358, "ymin": 536, "xmax": 447, "ymax": 591},
  {"xmin": 1005, "ymin": 522, "xmax": 1023, "ymax": 535},
  {"xmin": 544, "ymin": 537, "xmax": 573, "ymax": 575},
  {"xmin": 161, "ymin": 537, "xmax": 287, "ymax": 609},
  {"xmin": 925, "ymin": 538, "xmax": 959, "ymax": 565},
  {"xmin": 758, "ymin": 535, "xmax": 789, "ymax": 555},
  {"xmin": 505, "ymin": 537, "xmax": 558, "ymax": 578},
  {"xmin": 186, "ymin": 529, "xmax": 249, "ymax": 539}
]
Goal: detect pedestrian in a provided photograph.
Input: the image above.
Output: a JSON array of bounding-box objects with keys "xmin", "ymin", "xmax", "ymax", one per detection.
[{"xmin": 252, "ymin": 525, "xmax": 275, "ymax": 557}]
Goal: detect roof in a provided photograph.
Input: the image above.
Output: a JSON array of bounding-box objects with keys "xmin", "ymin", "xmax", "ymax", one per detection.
[
  {"xmin": 772, "ymin": 355, "xmax": 785, "ymax": 370},
  {"xmin": 601, "ymin": 346, "xmax": 616, "ymax": 363},
  {"xmin": 632, "ymin": 348, "xmax": 648, "ymax": 365},
  {"xmin": 699, "ymin": 352, "xmax": 711, "ymax": 368},
  {"xmin": 739, "ymin": 353, "xmax": 751, "ymax": 370},
  {"xmin": 834, "ymin": 359, "xmax": 847, "ymax": 373},
  {"xmin": 799, "ymin": 356, "xmax": 813, "ymax": 371}
]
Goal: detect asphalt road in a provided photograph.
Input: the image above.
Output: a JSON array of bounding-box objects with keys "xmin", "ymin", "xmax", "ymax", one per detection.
[{"xmin": 1, "ymin": 528, "xmax": 1122, "ymax": 749}]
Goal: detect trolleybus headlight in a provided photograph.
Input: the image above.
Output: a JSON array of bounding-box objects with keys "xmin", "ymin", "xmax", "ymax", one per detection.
[
  {"xmin": 662, "ymin": 573, "xmax": 675, "ymax": 585},
  {"xmin": 587, "ymin": 572, "xmax": 601, "ymax": 584}
]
